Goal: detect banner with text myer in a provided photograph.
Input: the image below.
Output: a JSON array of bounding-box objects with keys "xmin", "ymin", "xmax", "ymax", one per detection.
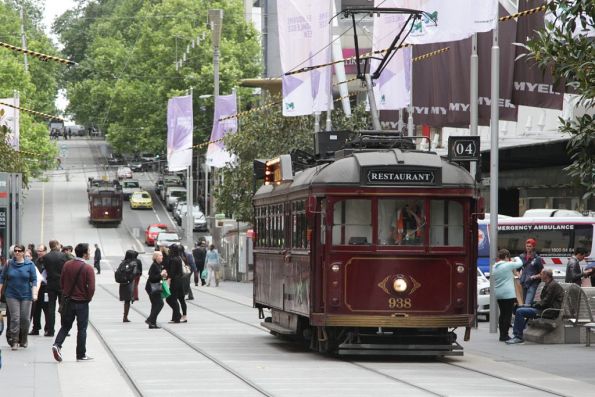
[
  {"xmin": 167, "ymin": 94, "xmax": 193, "ymax": 172},
  {"xmin": 278, "ymin": 0, "xmax": 332, "ymax": 116},
  {"xmin": 371, "ymin": 0, "xmax": 411, "ymax": 110}
]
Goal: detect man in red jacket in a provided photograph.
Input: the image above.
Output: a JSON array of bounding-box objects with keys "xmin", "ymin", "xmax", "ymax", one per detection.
[{"xmin": 52, "ymin": 243, "xmax": 95, "ymax": 362}]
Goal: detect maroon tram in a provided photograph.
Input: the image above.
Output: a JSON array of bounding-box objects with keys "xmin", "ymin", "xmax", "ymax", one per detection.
[
  {"xmin": 253, "ymin": 134, "xmax": 482, "ymax": 356},
  {"xmin": 88, "ymin": 179, "xmax": 123, "ymax": 225}
]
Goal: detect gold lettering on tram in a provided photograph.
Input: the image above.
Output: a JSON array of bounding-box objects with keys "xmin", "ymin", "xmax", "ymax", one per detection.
[{"xmin": 388, "ymin": 297, "xmax": 412, "ymax": 309}]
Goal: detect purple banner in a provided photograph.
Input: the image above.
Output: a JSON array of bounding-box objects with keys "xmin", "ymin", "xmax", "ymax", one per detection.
[
  {"xmin": 206, "ymin": 93, "xmax": 237, "ymax": 168},
  {"xmin": 167, "ymin": 95, "xmax": 193, "ymax": 172}
]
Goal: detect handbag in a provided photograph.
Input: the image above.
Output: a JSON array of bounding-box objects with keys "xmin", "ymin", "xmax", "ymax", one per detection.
[
  {"xmin": 201, "ymin": 268, "xmax": 208, "ymax": 280},
  {"xmin": 58, "ymin": 263, "xmax": 86, "ymax": 315},
  {"xmin": 182, "ymin": 261, "xmax": 191, "ymax": 276},
  {"xmin": 149, "ymin": 281, "xmax": 162, "ymax": 294},
  {"xmin": 161, "ymin": 279, "xmax": 171, "ymax": 299}
]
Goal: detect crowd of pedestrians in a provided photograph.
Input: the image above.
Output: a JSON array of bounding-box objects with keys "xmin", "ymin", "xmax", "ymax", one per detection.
[{"xmin": 491, "ymin": 238, "xmax": 592, "ymax": 345}]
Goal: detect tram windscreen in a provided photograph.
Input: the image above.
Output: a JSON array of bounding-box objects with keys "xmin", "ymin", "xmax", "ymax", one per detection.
[
  {"xmin": 378, "ymin": 199, "xmax": 425, "ymax": 246},
  {"xmin": 429, "ymin": 200, "xmax": 464, "ymax": 246},
  {"xmin": 332, "ymin": 199, "xmax": 371, "ymax": 245}
]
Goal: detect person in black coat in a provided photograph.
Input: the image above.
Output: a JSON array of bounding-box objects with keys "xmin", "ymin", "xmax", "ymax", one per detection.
[
  {"xmin": 43, "ymin": 240, "xmax": 68, "ymax": 336},
  {"xmin": 118, "ymin": 250, "xmax": 142, "ymax": 322},
  {"xmin": 94, "ymin": 244, "xmax": 102, "ymax": 274},
  {"xmin": 164, "ymin": 244, "xmax": 186, "ymax": 323},
  {"xmin": 145, "ymin": 251, "xmax": 166, "ymax": 328},
  {"xmin": 192, "ymin": 241, "xmax": 207, "ymax": 286}
]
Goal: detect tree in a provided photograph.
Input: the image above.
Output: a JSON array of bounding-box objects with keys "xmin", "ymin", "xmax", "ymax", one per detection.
[
  {"xmin": 214, "ymin": 96, "xmax": 371, "ymax": 221},
  {"xmin": 55, "ymin": 0, "xmax": 261, "ymax": 155},
  {"xmin": 524, "ymin": 0, "xmax": 594, "ymax": 201}
]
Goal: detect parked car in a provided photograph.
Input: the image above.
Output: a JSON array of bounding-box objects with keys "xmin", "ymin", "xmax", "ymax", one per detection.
[
  {"xmin": 174, "ymin": 203, "xmax": 208, "ymax": 232},
  {"xmin": 477, "ymin": 268, "xmax": 490, "ymax": 320},
  {"xmin": 158, "ymin": 175, "xmax": 184, "ymax": 200},
  {"xmin": 155, "ymin": 231, "xmax": 181, "ymax": 250},
  {"xmin": 173, "ymin": 201, "xmax": 187, "ymax": 225},
  {"xmin": 165, "ymin": 186, "xmax": 186, "ymax": 211},
  {"xmin": 121, "ymin": 179, "xmax": 142, "ymax": 200},
  {"xmin": 108, "ymin": 154, "xmax": 126, "ymax": 166},
  {"xmin": 145, "ymin": 223, "xmax": 168, "ymax": 246},
  {"xmin": 116, "ymin": 166, "xmax": 133, "ymax": 179},
  {"xmin": 130, "ymin": 191, "xmax": 153, "ymax": 209},
  {"xmin": 128, "ymin": 158, "xmax": 145, "ymax": 172}
]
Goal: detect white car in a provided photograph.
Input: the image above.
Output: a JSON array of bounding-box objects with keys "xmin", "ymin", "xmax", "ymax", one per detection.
[
  {"xmin": 155, "ymin": 231, "xmax": 181, "ymax": 250},
  {"xmin": 477, "ymin": 268, "xmax": 490, "ymax": 320},
  {"xmin": 116, "ymin": 166, "xmax": 133, "ymax": 179},
  {"xmin": 165, "ymin": 187, "xmax": 186, "ymax": 211},
  {"xmin": 121, "ymin": 179, "xmax": 142, "ymax": 200},
  {"xmin": 175, "ymin": 203, "xmax": 208, "ymax": 232}
]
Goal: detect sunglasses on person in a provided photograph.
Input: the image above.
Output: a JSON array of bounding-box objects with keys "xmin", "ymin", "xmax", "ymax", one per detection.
[{"xmin": 14, "ymin": 249, "xmax": 24, "ymax": 253}]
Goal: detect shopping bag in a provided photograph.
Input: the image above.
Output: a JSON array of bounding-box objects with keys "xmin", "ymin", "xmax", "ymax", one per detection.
[
  {"xmin": 514, "ymin": 276, "xmax": 524, "ymax": 306},
  {"xmin": 201, "ymin": 269, "xmax": 208, "ymax": 280},
  {"xmin": 161, "ymin": 279, "xmax": 171, "ymax": 299}
]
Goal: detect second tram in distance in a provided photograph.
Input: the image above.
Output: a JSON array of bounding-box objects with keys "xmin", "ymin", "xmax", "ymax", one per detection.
[
  {"xmin": 87, "ymin": 178, "xmax": 123, "ymax": 226},
  {"xmin": 253, "ymin": 134, "xmax": 482, "ymax": 356}
]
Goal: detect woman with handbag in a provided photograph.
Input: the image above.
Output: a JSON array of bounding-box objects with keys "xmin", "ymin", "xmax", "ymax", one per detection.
[
  {"xmin": 118, "ymin": 250, "xmax": 142, "ymax": 323},
  {"xmin": 145, "ymin": 251, "xmax": 167, "ymax": 329},
  {"xmin": 205, "ymin": 244, "xmax": 221, "ymax": 287},
  {"xmin": 0, "ymin": 244, "xmax": 38, "ymax": 350}
]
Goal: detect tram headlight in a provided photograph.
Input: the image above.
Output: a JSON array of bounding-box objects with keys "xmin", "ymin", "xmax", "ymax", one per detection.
[
  {"xmin": 456, "ymin": 265, "xmax": 465, "ymax": 273},
  {"xmin": 393, "ymin": 278, "xmax": 407, "ymax": 293}
]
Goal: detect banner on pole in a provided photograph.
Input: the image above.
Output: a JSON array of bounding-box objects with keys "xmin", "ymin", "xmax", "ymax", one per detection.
[
  {"xmin": 278, "ymin": 0, "xmax": 332, "ymax": 116},
  {"xmin": 167, "ymin": 95, "xmax": 193, "ymax": 172},
  {"xmin": 206, "ymin": 93, "xmax": 237, "ymax": 168},
  {"xmin": 397, "ymin": 0, "xmax": 498, "ymax": 44},
  {"xmin": 372, "ymin": 0, "xmax": 412, "ymax": 110},
  {"xmin": 0, "ymin": 97, "xmax": 20, "ymax": 150}
]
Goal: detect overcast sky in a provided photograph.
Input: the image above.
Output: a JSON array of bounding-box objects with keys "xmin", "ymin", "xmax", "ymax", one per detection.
[{"xmin": 42, "ymin": 0, "xmax": 76, "ymax": 36}]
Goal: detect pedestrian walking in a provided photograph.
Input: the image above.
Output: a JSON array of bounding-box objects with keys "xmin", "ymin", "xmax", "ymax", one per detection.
[
  {"xmin": 0, "ymin": 244, "xmax": 38, "ymax": 350},
  {"xmin": 491, "ymin": 249, "xmax": 523, "ymax": 342},
  {"xmin": 164, "ymin": 244, "xmax": 186, "ymax": 323},
  {"xmin": 181, "ymin": 245, "xmax": 196, "ymax": 300},
  {"xmin": 30, "ymin": 244, "xmax": 49, "ymax": 336},
  {"xmin": 205, "ymin": 244, "xmax": 221, "ymax": 287},
  {"xmin": 117, "ymin": 250, "xmax": 142, "ymax": 323},
  {"xmin": 145, "ymin": 251, "xmax": 167, "ymax": 328},
  {"xmin": 93, "ymin": 244, "xmax": 102, "ymax": 274},
  {"xmin": 564, "ymin": 247, "xmax": 591, "ymax": 286},
  {"xmin": 41, "ymin": 240, "xmax": 68, "ymax": 337},
  {"xmin": 192, "ymin": 241, "xmax": 207, "ymax": 286},
  {"xmin": 519, "ymin": 238, "xmax": 544, "ymax": 305},
  {"xmin": 52, "ymin": 243, "xmax": 95, "ymax": 362}
]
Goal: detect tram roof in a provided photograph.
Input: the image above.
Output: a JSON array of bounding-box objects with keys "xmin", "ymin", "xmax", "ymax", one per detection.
[{"xmin": 255, "ymin": 149, "xmax": 475, "ymax": 198}]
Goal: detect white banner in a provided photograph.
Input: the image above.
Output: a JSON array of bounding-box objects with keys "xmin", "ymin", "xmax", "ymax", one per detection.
[
  {"xmin": 372, "ymin": 1, "xmax": 412, "ymax": 110},
  {"xmin": 278, "ymin": 0, "xmax": 332, "ymax": 116},
  {"xmin": 166, "ymin": 95, "xmax": 193, "ymax": 172},
  {"xmin": 206, "ymin": 93, "xmax": 237, "ymax": 168},
  {"xmin": 395, "ymin": 0, "xmax": 498, "ymax": 44},
  {"xmin": 0, "ymin": 97, "xmax": 20, "ymax": 150}
]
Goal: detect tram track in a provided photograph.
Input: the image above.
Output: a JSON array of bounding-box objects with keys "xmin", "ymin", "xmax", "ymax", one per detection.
[{"xmin": 94, "ymin": 264, "xmax": 571, "ymax": 397}]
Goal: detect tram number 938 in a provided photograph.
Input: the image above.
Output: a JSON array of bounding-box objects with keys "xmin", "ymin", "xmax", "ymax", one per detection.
[{"xmin": 388, "ymin": 298, "xmax": 412, "ymax": 309}]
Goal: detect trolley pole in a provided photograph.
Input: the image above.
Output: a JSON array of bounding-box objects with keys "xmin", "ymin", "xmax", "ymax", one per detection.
[
  {"xmin": 186, "ymin": 88, "xmax": 194, "ymax": 249},
  {"xmin": 488, "ymin": 24, "xmax": 500, "ymax": 334}
]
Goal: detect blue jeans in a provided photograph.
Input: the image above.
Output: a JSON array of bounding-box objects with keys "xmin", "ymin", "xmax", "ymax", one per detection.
[
  {"xmin": 54, "ymin": 301, "xmax": 89, "ymax": 359},
  {"xmin": 523, "ymin": 284, "xmax": 538, "ymax": 306},
  {"xmin": 512, "ymin": 306, "xmax": 539, "ymax": 339}
]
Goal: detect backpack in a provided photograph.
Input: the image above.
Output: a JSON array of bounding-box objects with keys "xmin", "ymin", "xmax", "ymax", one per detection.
[{"xmin": 115, "ymin": 260, "xmax": 137, "ymax": 283}]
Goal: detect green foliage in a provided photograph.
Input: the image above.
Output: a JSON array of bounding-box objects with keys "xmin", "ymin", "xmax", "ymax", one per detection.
[
  {"xmin": 0, "ymin": 1, "xmax": 61, "ymax": 182},
  {"xmin": 525, "ymin": 0, "xmax": 594, "ymax": 200},
  {"xmin": 56, "ymin": 0, "xmax": 262, "ymax": 155},
  {"xmin": 214, "ymin": 97, "xmax": 371, "ymax": 221}
]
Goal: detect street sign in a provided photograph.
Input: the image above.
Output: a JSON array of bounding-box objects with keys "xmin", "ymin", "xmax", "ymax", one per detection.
[{"xmin": 447, "ymin": 136, "xmax": 480, "ymax": 162}]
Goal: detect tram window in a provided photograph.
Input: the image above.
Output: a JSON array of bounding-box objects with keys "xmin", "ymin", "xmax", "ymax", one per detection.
[
  {"xmin": 332, "ymin": 199, "xmax": 371, "ymax": 245},
  {"xmin": 292, "ymin": 201, "xmax": 308, "ymax": 249},
  {"xmin": 378, "ymin": 199, "xmax": 425, "ymax": 245},
  {"xmin": 429, "ymin": 200, "xmax": 463, "ymax": 246}
]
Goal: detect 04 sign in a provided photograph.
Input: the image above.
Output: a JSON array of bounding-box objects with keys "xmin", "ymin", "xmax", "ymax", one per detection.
[{"xmin": 447, "ymin": 136, "xmax": 480, "ymax": 162}]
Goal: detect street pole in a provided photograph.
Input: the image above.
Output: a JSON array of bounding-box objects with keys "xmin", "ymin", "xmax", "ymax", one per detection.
[
  {"xmin": 489, "ymin": 23, "xmax": 500, "ymax": 334},
  {"xmin": 19, "ymin": 6, "xmax": 28, "ymax": 72},
  {"xmin": 407, "ymin": 49, "xmax": 414, "ymax": 137},
  {"xmin": 186, "ymin": 88, "xmax": 194, "ymax": 249},
  {"xmin": 470, "ymin": 33, "xmax": 478, "ymax": 179}
]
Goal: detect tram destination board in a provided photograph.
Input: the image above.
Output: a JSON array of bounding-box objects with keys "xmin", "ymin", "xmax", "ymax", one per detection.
[
  {"xmin": 448, "ymin": 136, "xmax": 480, "ymax": 162},
  {"xmin": 363, "ymin": 166, "xmax": 440, "ymax": 186}
]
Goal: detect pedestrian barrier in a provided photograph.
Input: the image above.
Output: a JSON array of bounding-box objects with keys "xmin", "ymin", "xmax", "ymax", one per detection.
[{"xmin": 524, "ymin": 283, "xmax": 594, "ymax": 344}]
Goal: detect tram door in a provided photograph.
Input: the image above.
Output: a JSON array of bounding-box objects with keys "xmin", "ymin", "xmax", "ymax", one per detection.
[{"xmin": 310, "ymin": 198, "xmax": 326, "ymax": 313}]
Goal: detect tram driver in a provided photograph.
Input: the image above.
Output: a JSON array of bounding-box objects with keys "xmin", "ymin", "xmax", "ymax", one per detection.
[{"xmin": 391, "ymin": 202, "xmax": 422, "ymax": 245}]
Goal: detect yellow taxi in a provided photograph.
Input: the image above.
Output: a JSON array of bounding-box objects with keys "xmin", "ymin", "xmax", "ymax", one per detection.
[{"xmin": 130, "ymin": 191, "xmax": 153, "ymax": 209}]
